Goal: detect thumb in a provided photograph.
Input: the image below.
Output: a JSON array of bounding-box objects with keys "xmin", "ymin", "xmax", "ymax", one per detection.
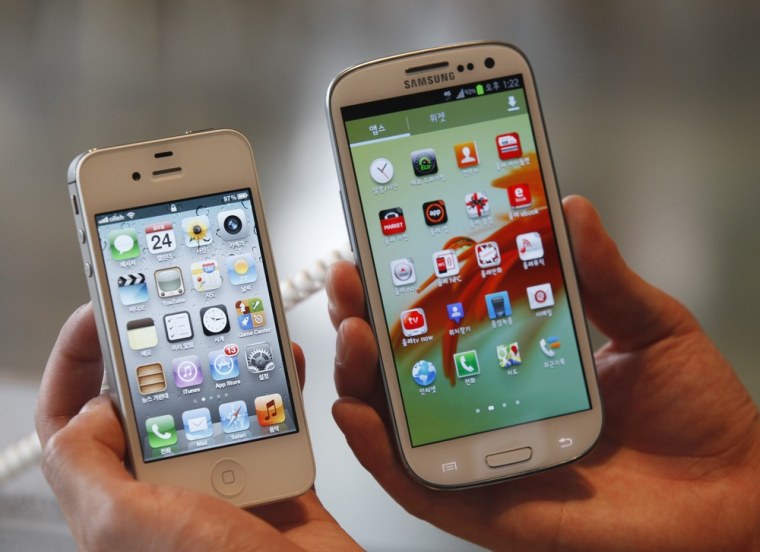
[{"xmin": 563, "ymin": 195, "xmax": 698, "ymax": 351}]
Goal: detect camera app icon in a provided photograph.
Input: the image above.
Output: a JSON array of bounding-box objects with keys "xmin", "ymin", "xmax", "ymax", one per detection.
[{"xmin": 217, "ymin": 209, "xmax": 249, "ymax": 241}]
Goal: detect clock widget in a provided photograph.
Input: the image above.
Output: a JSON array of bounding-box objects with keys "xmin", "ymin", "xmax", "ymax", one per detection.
[
  {"xmin": 200, "ymin": 304, "xmax": 231, "ymax": 336},
  {"xmin": 369, "ymin": 158, "xmax": 394, "ymax": 184}
]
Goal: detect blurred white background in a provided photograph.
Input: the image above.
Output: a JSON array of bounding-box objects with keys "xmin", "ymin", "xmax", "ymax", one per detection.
[{"xmin": 1, "ymin": 1, "xmax": 758, "ymax": 549}]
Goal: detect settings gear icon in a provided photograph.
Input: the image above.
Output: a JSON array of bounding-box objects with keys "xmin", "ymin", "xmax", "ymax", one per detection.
[{"xmin": 245, "ymin": 342, "xmax": 275, "ymax": 373}]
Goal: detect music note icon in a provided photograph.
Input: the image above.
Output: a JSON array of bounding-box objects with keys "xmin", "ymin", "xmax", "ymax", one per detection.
[
  {"xmin": 171, "ymin": 355, "xmax": 203, "ymax": 388},
  {"xmin": 255, "ymin": 393, "xmax": 285, "ymax": 426}
]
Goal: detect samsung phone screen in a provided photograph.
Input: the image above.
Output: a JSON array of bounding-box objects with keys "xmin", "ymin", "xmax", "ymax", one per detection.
[
  {"xmin": 96, "ymin": 190, "xmax": 299, "ymax": 462},
  {"xmin": 341, "ymin": 74, "xmax": 591, "ymax": 447}
]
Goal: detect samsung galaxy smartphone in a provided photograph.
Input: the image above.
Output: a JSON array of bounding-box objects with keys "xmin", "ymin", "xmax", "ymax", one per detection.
[
  {"xmin": 67, "ymin": 129, "xmax": 314, "ymax": 506},
  {"xmin": 327, "ymin": 42, "xmax": 602, "ymax": 488}
]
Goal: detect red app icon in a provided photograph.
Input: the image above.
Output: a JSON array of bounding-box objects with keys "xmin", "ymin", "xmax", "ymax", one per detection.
[
  {"xmin": 400, "ymin": 308, "xmax": 427, "ymax": 337},
  {"xmin": 508, "ymin": 184, "xmax": 532, "ymax": 209},
  {"xmin": 496, "ymin": 132, "xmax": 522, "ymax": 160},
  {"xmin": 379, "ymin": 207, "xmax": 406, "ymax": 235}
]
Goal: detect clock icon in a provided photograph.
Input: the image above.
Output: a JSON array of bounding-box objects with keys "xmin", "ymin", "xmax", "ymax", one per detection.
[
  {"xmin": 369, "ymin": 158, "xmax": 394, "ymax": 184},
  {"xmin": 200, "ymin": 305, "xmax": 230, "ymax": 336}
]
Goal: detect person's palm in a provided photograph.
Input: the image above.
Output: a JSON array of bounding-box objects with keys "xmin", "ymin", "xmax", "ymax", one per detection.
[
  {"xmin": 36, "ymin": 305, "xmax": 360, "ymax": 551},
  {"xmin": 328, "ymin": 196, "xmax": 760, "ymax": 551}
]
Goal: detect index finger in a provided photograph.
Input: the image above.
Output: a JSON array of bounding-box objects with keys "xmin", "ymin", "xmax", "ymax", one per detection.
[
  {"xmin": 326, "ymin": 260, "xmax": 366, "ymax": 330},
  {"xmin": 35, "ymin": 303, "xmax": 104, "ymax": 446}
]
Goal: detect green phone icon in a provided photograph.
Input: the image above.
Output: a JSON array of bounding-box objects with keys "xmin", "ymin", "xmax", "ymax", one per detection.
[
  {"xmin": 145, "ymin": 414, "xmax": 178, "ymax": 449},
  {"xmin": 454, "ymin": 350, "xmax": 480, "ymax": 379}
]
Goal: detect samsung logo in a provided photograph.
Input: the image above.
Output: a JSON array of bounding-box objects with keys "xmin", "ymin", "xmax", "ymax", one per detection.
[{"xmin": 404, "ymin": 72, "xmax": 457, "ymax": 89}]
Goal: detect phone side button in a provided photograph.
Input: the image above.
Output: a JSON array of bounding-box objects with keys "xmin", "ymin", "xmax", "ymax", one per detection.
[
  {"xmin": 210, "ymin": 459, "xmax": 247, "ymax": 497},
  {"xmin": 486, "ymin": 447, "xmax": 532, "ymax": 468},
  {"xmin": 83, "ymin": 262, "xmax": 93, "ymax": 278}
]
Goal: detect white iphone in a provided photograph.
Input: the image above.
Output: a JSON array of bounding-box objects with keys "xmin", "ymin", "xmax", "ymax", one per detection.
[
  {"xmin": 68, "ymin": 129, "xmax": 314, "ymax": 506},
  {"xmin": 327, "ymin": 42, "xmax": 602, "ymax": 488}
]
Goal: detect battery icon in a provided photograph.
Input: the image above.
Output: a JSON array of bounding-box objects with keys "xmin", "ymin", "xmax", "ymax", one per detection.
[
  {"xmin": 236, "ymin": 192, "xmax": 249, "ymax": 200},
  {"xmin": 475, "ymin": 84, "xmax": 485, "ymax": 96}
]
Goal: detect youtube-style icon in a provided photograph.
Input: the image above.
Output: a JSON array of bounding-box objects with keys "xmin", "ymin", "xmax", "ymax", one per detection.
[{"xmin": 400, "ymin": 308, "xmax": 427, "ymax": 337}]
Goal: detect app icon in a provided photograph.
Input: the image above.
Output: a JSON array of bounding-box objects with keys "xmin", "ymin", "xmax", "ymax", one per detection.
[
  {"xmin": 496, "ymin": 132, "xmax": 522, "ymax": 160},
  {"xmin": 422, "ymin": 200, "xmax": 448, "ymax": 226},
  {"xmin": 172, "ymin": 355, "xmax": 203, "ymax": 388},
  {"xmin": 145, "ymin": 414, "xmax": 177, "ymax": 449},
  {"xmin": 412, "ymin": 360, "xmax": 437, "ymax": 386},
  {"xmin": 154, "ymin": 267, "xmax": 185, "ymax": 298},
  {"xmin": 200, "ymin": 305, "xmax": 230, "ymax": 336},
  {"xmin": 454, "ymin": 350, "xmax": 480, "ymax": 378},
  {"xmin": 433, "ymin": 249, "xmax": 460, "ymax": 278},
  {"xmin": 164, "ymin": 311, "xmax": 193, "ymax": 343},
  {"xmin": 136, "ymin": 363, "xmax": 166, "ymax": 395},
  {"xmin": 517, "ymin": 232, "xmax": 544, "ymax": 261},
  {"xmin": 209, "ymin": 344, "xmax": 240, "ymax": 381},
  {"xmin": 485, "ymin": 291, "xmax": 512, "ymax": 319},
  {"xmin": 145, "ymin": 222, "xmax": 177, "ymax": 254},
  {"xmin": 454, "ymin": 141, "xmax": 479, "ymax": 168},
  {"xmin": 411, "ymin": 148, "xmax": 438, "ymax": 176},
  {"xmin": 370, "ymin": 158, "xmax": 394, "ymax": 184},
  {"xmin": 255, "ymin": 393, "xmax": 286, "ymax": 426},
  {"xmin": 217, "ymin": 209, "xmax": 249, "ymax": 241},
  {"xmin": 508, "ymin": 184, "xmax": 532, "ymax": 209},
  {"xmin": 108, "ymin": 229, "xmax": 140, "ymax": 260},
  {"xmin": 226, "ymin": 253, "xmax": 258, "ymax": 285},
  {"xmin": 182, "ymin": 408, "xmax": 214, "ymax": 441},
  {"xmin": 497, "ymin": 342, "xmax": 522, "ymax": 368},
  {"xmin": 527, "ymin": 283, "xmax": 554, "ymax": 310},
  {"xmin": 400, "ymin": 308, "xmax": 427, "ymax": 337},
  {"xmin": 181, "ymin": 215, "xmax": 212, "ymax": 247},
  {"xmin": 475, "ymin": 241, "xmax": 501, "ymax": 268},
  {"xmin": 379, "ymin": 207, "xmax": 406, "ymax": 235},
  {"xmin": 118, "ymin": 273, "xmax": 148, "ymax": 305},
  {"xmin": 235, "ymin": 297, "xmax": 265, "ymax": 330},
  {"xmin": 465, "ymin": 191, "xmax": 490, "ymax": 218},
  {"xmin": 389, "ymin": 258, "xmax": 416, "ymax": 286},
  {"xmin": 540, "ymin": 336, "xmax": 561, "ymax": 357},
  {"xmin": 245, "ymin": 342, "xmax": 275, "ymax": 374},
  {"xmin": 219, "ymin": 400, "xmax": 250, "ymax": 434},
  {"xmin": 447, "ymin": 302, "xmax": 464, "ymax": 324},
  {"xmin": 126, "ymin": 318, "xmax": 158, "ymax": 350},
  {"xmin": 191, "ymin": 260, "xmax": 222, "ymax": 292}
]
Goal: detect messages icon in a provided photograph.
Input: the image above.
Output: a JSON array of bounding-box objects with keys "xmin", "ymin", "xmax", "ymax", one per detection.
[{"xmin": 108, "ymin": 229, "xmax": 140, "ymax": 260}]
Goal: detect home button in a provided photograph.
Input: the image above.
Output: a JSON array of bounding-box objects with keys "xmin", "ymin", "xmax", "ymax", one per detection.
[
  {"xmin": 211, "ymin": 459, "xmax": 247, "ymax": 497},
  {"xmin": 486, "ymin": 447, "xmax": 532, "ymax": 468}
]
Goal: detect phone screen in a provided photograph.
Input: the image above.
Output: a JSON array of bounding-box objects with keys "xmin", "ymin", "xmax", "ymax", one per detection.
[
  {"xmin": 95, "ymin": 189, "xmax": 299, "ymax": 462},
  {"xmin": 341, "ymin": 74, "xmax": 591, "ymax": 447}
]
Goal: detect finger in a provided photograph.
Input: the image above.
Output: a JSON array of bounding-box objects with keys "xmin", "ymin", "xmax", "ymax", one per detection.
[
  {"xmin": 292, "ymin": 342, "xmax": 306, "ymax": 389},
  {"xmin": 563, "ymin": 195, "xmax": 698, "ymax": 351},
  {"xmin": 326, "ymin": 260, "xmax": 366, "ymax": 330},
  {"xmin": 334, "ymin": 317, "xmax": 386, "ymax": 413},
  {"xmin": 40, "ymin": 395, "xmax": 130, "ymax": 519},
  {"xmin": 332, "ymin": 398, "xmax": 430, "ymax": 509},
  {"xmin": 36, "ymin": 303, "xmax": 104, "ymax": 445}
]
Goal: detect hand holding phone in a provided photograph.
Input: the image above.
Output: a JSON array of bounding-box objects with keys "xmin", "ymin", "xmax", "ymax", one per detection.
[
  {"xmin": 35, "ymin": 304, "xmax": 358, "ymax": 550},
  {"xmin": 328, "ymin": 195, "xmax": 760, "ymax": 551}
]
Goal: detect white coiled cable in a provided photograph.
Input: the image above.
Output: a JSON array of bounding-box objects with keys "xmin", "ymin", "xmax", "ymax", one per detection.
[{"xmin": 0, "ymin": 243, "xmax": 354, "ymax": 486}]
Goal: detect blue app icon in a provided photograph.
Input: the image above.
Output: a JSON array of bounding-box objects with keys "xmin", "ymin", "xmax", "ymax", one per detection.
[
  {"xmin": 181, "ymin": 408, "xmax": 214, "ymax": 441},
  {"xmin": 208, "ymin": 346, "xmax": 240, "ymax": 381},
  {"xmin": 226, "ymin": 253, "xmax": 258, "ymax": 285},
  {"xmin": 447, "ymin": 302, "xmax": 464, "ymax": 324},
  {"xmin": 118, "ymin": 273, "xmax": 148, "ymax": 305},
  {"xmin": 485, "ymin": 291, "xmax": 511, "ymax": 319},
  {"xmin": 412, "ymin": 360, "xmax": 437, "ymax": 387},
  {"xmin": 219, "ymin": 400, "xmax": 250, "ymax": 434}
]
